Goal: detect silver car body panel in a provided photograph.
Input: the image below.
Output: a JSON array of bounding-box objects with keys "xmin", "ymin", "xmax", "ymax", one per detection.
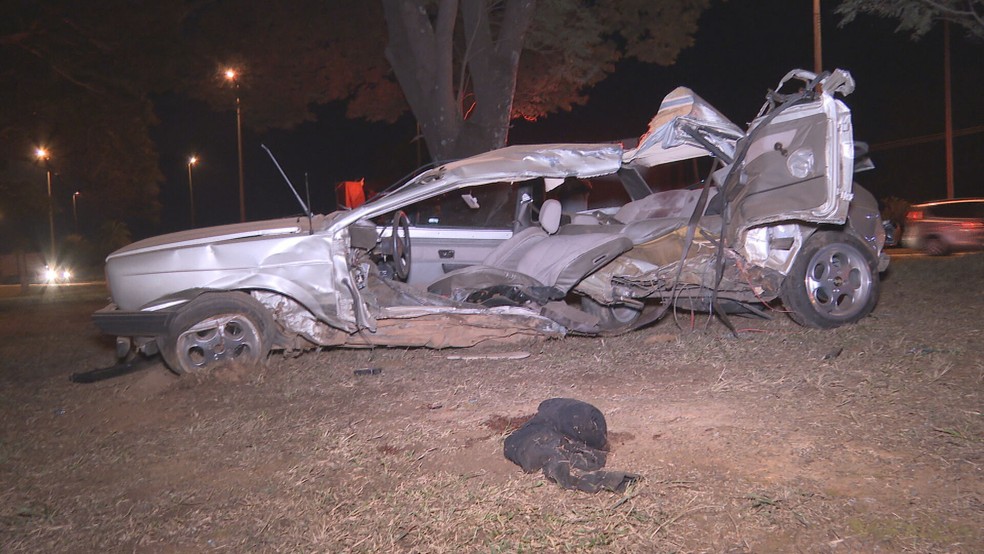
[
  {"xmin": 327, "ymin": 143, "xmax": 626, "ymax": 234},
  {"xmin": 729, "ymin": 70, "xmax": 857, "ymax": 272},
  {"xmin": 624, "ymin": 86, "xmax": 745, "ymax": 166}
]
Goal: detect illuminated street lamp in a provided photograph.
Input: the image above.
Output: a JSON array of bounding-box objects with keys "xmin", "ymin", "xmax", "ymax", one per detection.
[
  {"xmin": 187, "ymin": 155, "xmax": 198, "ymax": 227},
  {"xmin": 224, "ymin": 68, "xmax": 246, "ymax": 222},
  {"xmin": 34, "ymin": 147, "xmax": 56, "ymax": 260},
  {"xmin": 72, "ymin": 191, "xmax": 81, "ymax": 233}
]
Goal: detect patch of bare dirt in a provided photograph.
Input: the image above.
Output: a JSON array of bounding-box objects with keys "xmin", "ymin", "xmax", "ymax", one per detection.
[{"xmin": 1, "ymin": 255, "xmax": 982, "ymax": 552}]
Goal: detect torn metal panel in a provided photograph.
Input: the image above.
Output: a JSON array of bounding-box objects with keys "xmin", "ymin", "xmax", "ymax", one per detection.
[
  {"xmin": 107, "ymin": 220, "xmax": 343, "ymax": 321},
  {"xmin": 846, "ymin": 184, "xmax": 885, "ymax": 254},
  {"xmin": 339, "ymin": 310, "xmax": 563, "ymax": 349},
  {"xmin": 623, "ymin": 87, "xmax": 745, "ymax": 167},
  {"xmin": 328, "ymin": 143, "xmax": 625, "ymax": 234},
  {"xmin": 574, "ymin": 225, "xmax": 722, "ymax": 304},
  {"xmin": 732, "ymin": 69, "xmax": 856, "ymax": 242},
  {"xmin": 741, "ymin": 223, "xmax": 809, "ymax": 275},
  {"xmin": 257, "ymin": 288, "xmax": 563, "ymax": 349}
]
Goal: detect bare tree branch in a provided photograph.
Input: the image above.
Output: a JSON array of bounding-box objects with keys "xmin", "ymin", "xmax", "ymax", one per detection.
[{"xmin": 16, "ymin": 42, "xmax": 104, "ymax": 94}]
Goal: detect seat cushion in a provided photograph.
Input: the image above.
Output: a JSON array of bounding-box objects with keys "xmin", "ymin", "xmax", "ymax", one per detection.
[
  {"xmin": 509, "ymin": 233, "xmax": 633, "ymax": 294},
  {"xmin": 540, "ymin": 199, "xmax": 563, "ymax": 234},
  {"xmin": 427, "ymin": 232, "xmax": 633, "ymax": 299},
  {"xmin": 483, "ymin": 226, "xmax": 548, "ymax": 269}
]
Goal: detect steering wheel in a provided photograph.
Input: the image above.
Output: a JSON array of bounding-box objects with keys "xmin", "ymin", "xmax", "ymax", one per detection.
[{"xmin": 391, "ymin": 211, "xmax": 411, "ymax": 281}]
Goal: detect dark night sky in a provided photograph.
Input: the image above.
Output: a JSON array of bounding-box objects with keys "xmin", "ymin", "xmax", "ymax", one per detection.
[{"xmin": 149, "ymin": 0, "xmax": 984, "ymax": 237}]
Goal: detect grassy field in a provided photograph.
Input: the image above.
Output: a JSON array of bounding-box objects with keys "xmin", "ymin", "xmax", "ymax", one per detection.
[{"xmin": 1, "ymin": 254, "xmax": 982, "ymax": 552}]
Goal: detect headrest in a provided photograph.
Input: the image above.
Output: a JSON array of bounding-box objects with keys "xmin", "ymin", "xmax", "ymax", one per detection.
[{"xmin": 540, "ymin": 199, "xmax": 562, "ymax": 235}]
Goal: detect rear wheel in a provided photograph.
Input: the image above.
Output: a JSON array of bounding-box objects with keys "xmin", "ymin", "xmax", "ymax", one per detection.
[
  {"xmin": 923, "ymin": 237, "xmax": 949, "ymax": 256},
  {"xmin": 159, "ymin": 292, "xmax": 275, "ymax": 375},
  {"xmin": 781, "ymin": 231, "xmax": 879, "ymax": 329},
  {"xmin": 581, "ymin": 297, "xmax": 643, "ymax": 331}
]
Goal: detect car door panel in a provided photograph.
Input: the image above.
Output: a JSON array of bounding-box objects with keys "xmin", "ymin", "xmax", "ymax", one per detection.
[{"xmin": 404, "ymin": 227, "xmax": 511, "ymax": 286}]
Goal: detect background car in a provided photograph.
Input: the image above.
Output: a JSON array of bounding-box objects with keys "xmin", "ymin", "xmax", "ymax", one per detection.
[{"xmin": 901, "ymin": 198, "xmax": 984, "ymax": 255}]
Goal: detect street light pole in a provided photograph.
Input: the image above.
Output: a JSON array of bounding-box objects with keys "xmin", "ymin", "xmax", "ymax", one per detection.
[
  {"xmin": 35, "ymin": 147, "xmax": 56, "ymax": 261},
  {"xmin": 225, "ymin": 68, "xmax": 246, "ymax": 222},
  {"xmin": 46, "ymin": 168, "xmax": 54, "ymax": 256},
  {"xmin": 944, "ymin": 21, "xmax": 954, "ymax": 199},
  {"xmin": 236, "ymin": 96, "xmax": 245, "ymax": 222},
  {"xmin": 72, "ymin": 191, "xmax": 80, "ymax": 233},
  {"xmin": 187, "ymin": 155, "xmax": 198, "ymax": 227}
]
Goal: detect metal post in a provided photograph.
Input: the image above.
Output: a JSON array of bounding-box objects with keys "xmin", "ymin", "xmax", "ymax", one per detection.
[
  {"xmin": 72, "ymin": 191, "xmax": 80, "ymax": 233},
  {"xmin": 944, "ymin": 21, "xmax": 954, "ymax": 199},
  {"xmin": 46, "ymin": 169, "xmax": 55, "ymax": 260},
  {"xmin": 813, "ymin": 0, "xmax": 823, "ymax": 74},
  {"xmin": 187, "ymin": 159, "xmax": 197, "ymax": 228},
  {"xmin": 236, "ymin": 96, "xmax": 245, "ymax": 222}
]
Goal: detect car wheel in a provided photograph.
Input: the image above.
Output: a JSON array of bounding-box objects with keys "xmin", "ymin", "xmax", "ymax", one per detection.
[
  {"xmin": 581, "ymin": 297, "xmax": 643, "ymax": 331},
  {"xmin": 159, "ymin": 292, "xmax": 275, "ymax": 375},
  {"xmin": 923, "ymin": 237, "xmax": 949, "ymax": 256},
  {"xmin": 781, "ymin": 231, "xmax": 880, "ymax": 329}
]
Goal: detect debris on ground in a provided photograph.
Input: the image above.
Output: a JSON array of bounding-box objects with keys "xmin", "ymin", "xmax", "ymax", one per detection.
[
  {"xmin": 446, "ymin": 351, "xmax": 531, "ymax": 361},
  {"xmin": 504, "ymin": 398, "xmax": 639, "ymax": 493}
]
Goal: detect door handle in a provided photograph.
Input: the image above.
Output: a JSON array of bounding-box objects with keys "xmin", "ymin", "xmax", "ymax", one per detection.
[{"xmin": 438, "ymin": 249, "xmax": 455, "ymax": 259}]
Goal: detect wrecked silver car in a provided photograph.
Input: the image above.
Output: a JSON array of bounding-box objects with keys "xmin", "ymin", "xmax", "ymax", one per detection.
[{"xmin": 93, "ymin": 69, "xmax": 888, "ymax": 374}]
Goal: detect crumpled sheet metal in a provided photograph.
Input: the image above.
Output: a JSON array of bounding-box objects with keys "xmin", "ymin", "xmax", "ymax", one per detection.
[
  {"xmin": 574, "ymin": 226, "xmax": 720, "ymax": 303},
  {"xmin": 328, "ymin": 143, "xmax": 625, "ymax": 234},
  {"xmin": 624, "ymin": 86, "xmax": 745, "ymax": 166},
  {"xmin": 741, "ymin": 223, "xmax": 808, "ymax": 275},
  {"xmin": 108, "ymin": 215, "xmax": 319, "ymax": 258},
  {"xmin": 258, "ymin": 289, "xmax": 564, "ymax": 349},
  {"xmin": 505, "ymin": 398, "xmax": 639, "ymax": 493},
  {"xmin": 109, "ymin": 229, "xmax": 339, "ymax": 318},
  {"xmin": 340, "ymin": 310, "xmax": 563, "ymax": 348},
  {"xmin": 105, "ymin": 215, "xmax": 369, "ymax": 333}
]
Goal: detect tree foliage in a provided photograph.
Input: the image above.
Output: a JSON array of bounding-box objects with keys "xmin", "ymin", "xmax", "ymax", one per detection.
[
  {"xmin": 0, "ymin": 1, "xmax": 183, "ymax": 245},
  {"xmin": 189, "ymin": 0, "xmax": 710, "ymax": 159},
  {"xmin": 184, "ymin": 1, "xmax": 402, "ymax": 131},
  {"xmin": 837, "ymin": 0, "xmax": 984, "ymax": 40},
  {"xmin": 2, "ymin": 0, "xmax": 710, "ymax": 248}
]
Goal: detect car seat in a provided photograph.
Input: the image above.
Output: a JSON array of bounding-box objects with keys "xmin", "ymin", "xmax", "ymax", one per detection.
[{"xmin": 428, "ymin": 199, "xmax": 632, "ymax": 302}]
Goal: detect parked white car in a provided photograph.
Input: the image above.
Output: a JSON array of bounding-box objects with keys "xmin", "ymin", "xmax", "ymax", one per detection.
[
  {"xmin": 93, "ymin": 69, "xmax": 889, "ymax": 374},
  {"xmin": 901, "ymin": 198, "xmax": 984, "ymax": 255}
]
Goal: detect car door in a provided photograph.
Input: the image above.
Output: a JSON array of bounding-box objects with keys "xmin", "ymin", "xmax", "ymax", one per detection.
[
  {"xmin": 729, "ymin": 70, "xmax": 856, "ymax": 236},
  {"xmin": 383, "ymin": 181, "xmax": 520, "ymax": 287}
]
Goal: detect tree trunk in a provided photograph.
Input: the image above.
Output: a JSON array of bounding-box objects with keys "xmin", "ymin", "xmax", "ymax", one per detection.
[{"xmin": 382, "ymin": 0, "xmax": 535, "ymax": 161}]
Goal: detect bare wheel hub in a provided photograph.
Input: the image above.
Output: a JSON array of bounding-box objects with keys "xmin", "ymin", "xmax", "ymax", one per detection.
[
  {"xmin": 804, "ymin": 243, "xmax": 872, "ymax": 318},
  {"xmin": 174, "ymin": 314, "xmax": 261, "ymax": 370}
]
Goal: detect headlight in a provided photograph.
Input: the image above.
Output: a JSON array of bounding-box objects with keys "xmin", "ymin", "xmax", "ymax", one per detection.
[
  {"xmin": 786, "ymin": 148, "xmax": 815, "ymax": 179},
  {"xmin": 41, "ymin": 266, "xmax": 72, "ymax": 283}
]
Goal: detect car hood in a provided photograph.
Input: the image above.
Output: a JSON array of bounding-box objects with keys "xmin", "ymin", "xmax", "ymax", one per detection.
[{"xmin": 107, "ymin": 215, "xmax": 327, "ymax": 260}]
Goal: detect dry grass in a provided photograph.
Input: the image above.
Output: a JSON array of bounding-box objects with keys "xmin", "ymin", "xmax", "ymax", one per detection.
[{"xmin": 1, "ymin": 254, "xmax": 983, "ymax": 552}]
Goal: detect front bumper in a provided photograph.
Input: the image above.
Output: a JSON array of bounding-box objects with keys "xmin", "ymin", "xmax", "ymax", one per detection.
[{"xmin": 91, "ymin": 303, "xmax": 173, "ymax": 337}]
